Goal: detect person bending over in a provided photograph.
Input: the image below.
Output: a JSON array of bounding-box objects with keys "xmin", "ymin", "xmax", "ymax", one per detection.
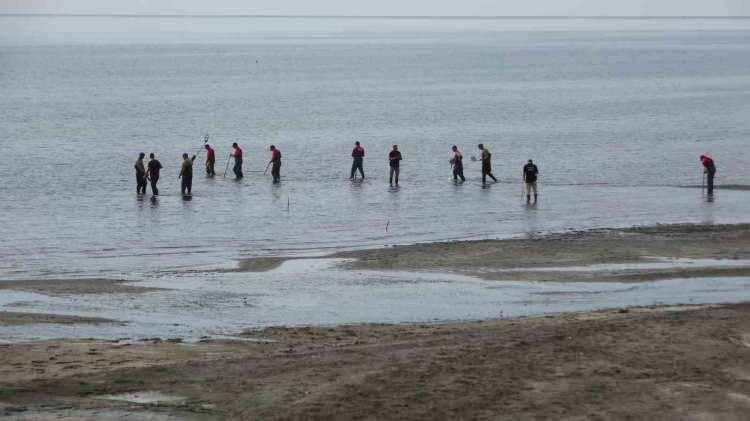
[{"xmin": 700, "ymin": 155, "xmax": 716, "ymax": 195}]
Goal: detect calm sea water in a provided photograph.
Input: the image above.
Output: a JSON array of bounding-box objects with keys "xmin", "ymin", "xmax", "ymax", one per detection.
[{"xmin": 2, "ymin": 16, "xmax": 750, "ymax": 279}]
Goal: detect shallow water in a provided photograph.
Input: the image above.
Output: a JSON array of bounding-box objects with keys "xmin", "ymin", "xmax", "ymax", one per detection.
[
  {"xmin": 2, "ymin": 183, "xmax": 747, "ymax": 280},
  {"xmin": 1, "ymin": 16, "xmax": 750, "ymax": 279},
  {"xmin": 1, "ymin": 17, "xmax": 750, "ymax": 340},
  {"xmin": 2, "ymin": 258, "xmax": 750, "ymax": 343}
]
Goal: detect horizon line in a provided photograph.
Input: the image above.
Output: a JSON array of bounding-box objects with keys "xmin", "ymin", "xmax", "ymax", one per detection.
[{"xmin": 2, "ymin": 13, "xmax": 750, "ymax": 19}]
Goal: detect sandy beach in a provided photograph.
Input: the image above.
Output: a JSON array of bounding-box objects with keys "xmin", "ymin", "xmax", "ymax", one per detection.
[
  {"xmin": 2, "ymin": 304, "xmax": 750, "ymax": 419},
  {"xmin": 2, "ymin": 223, "xmax": 750, "ymax": 419},
  {"xmin": 333, "ymin": 223, "xmax": 750, "ymax": 282}
]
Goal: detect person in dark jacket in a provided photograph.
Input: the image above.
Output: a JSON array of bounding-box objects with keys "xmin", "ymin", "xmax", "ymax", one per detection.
[
  {"xmin": 523, "ymin": 159, "xmax": 539, "ymax": 203},
  {"xmin": 146, "ymin": 153, "xmax": 162, "ymax": 195},
  {"xmin": 388, "ymin": 145, "xmax": 402, "ymax": 186},
  {"xmin": 700, "ymin": 155, "xmax": 716, "ymax": 195}
]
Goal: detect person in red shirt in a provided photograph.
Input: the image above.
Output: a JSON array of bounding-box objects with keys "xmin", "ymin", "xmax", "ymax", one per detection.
[
  {"xmin": 204, "ymin": 144, "xmax": 216, "ymax": 176},
  {"xmin": 700, "ymin": 155, "xmax": 716, "ymax": 195},
  {"xmin": 269, "ymin": 145, "xmax": 282, "ymax": 183},
  {"xmin": 350, "ymin": 141, "xmax": 365, "ymax": 180},
  {"xmin": 231, "ymin": 142, "xmax": 243, "ymax": 179}
]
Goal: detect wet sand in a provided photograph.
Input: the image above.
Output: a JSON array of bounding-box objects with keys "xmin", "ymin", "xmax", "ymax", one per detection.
[
  {"xmin": 0, "ymin": 279, "xmax": 159, "ymax": 296},
  {"xmin": 332, "ymin": 223, "xmax": 750, "ymax": 282},
  {"xmin": 234, "ymin": 257, "xmax": 286, "ymax": 272},
  {"xmin": 3, "ymin": 303, "xmax": 750, "ymax": 419},
  {"xmin": 0, "ymin": 312, "xmax": 115, "ymax": 327}
]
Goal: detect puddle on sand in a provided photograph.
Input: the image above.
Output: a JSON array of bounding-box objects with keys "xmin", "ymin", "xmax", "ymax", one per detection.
[{"xmin": 1, "ymin": 258, "xmax": 750, "ymax": 343}]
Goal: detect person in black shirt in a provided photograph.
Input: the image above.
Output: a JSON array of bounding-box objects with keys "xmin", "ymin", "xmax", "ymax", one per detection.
[
  {"xmin": 388, "ymin": 145, "xmax": 402, "ymax": 186},
  {"xmin": 146, "ymin": 153, "xmax": 163, "ymax": 195},
  {"xmin": 523, "ymin": 159, "xmax": 539, "ymax": 203}
]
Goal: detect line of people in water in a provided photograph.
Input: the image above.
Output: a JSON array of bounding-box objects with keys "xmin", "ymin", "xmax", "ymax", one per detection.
[
  {"xmin": 135, "ymin": 141, "xmax": 716, "ymax": 201},
  {"xmin": 350, "ymin": 142, "xmax": 537, "ymax": 191},
  {"xmin": 134, "ymin": 141, "xmax": 539, "ymax": 200},
  {"xmin": 134, "ymin": 143, "xmax": 283, "ymax": 197}
]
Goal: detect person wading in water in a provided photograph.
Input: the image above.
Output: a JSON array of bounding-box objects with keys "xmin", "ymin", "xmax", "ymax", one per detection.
[
  {"xmin": 146, "ymin": 153, "xmax": 162, "ymax": 195},
  {"xmin": 269, "ymin": 145, "xmax": 282, "ymax": 184},
  {"xmin": 451, "ymin": 145, "xmax": 465, "ymax": 182},
  {"xmin": 700, "ymin": 155, "xmax": 717, "ymax": 195},
  {"xmin": 134, "ymin": 152, "xmax": 147, "ymax": 194},
  {"xmin": 350, "ymin": 141, "xmax": 365, "ymax": 180},
  {"xmin": 388, "ymin": 145, "xmax": 402, "ymax": 186},
  {"xmin": 523, "ymin": 159, "xmax": 539, "ymax": 203},
  {"xmin": 478, "ymin": 144, "xmax": 497, "ymax": 184},
  {"xmin": 231, "ymin": 143, "xmax": 243, "ymax": 179},
  {"xmin": 179, "ymin": 153, "xmax": 196, "ymax": 196},
  {"xmin": 205, "ymin": 144, "xmax": 216, "ymax": 177}
]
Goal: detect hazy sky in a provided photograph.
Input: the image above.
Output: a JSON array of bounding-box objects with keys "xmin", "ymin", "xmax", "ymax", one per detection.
[{"xmin": 2, "ymin": 0, "xmax": 749, "ymax": 16}]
